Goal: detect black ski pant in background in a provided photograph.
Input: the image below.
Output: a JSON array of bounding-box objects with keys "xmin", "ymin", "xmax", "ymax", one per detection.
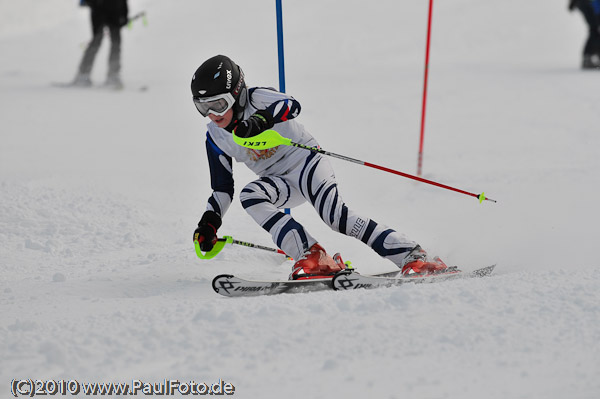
[
  {"xmin": 577, "ymin": 2, "xmax": 600, "ymax": 56},
  {"xmin": 78, "ymin": 8, "xmax": 122, "ymax": 78}
]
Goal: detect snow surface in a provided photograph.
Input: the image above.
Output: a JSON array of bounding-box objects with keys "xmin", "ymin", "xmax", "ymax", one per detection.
[{"xmin": 1, "ymin": 0, "xmax": 599, "ymax": 398}]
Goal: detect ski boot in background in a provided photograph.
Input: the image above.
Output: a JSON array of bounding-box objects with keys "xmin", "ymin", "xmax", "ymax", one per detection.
[
  {"xmin": 104, "ymin": 73, "xmax": 124, "ymax": 90},
  {"xmin": 582, "ymin": 54, "xmax": 600, "ymax": 70},
  {"xmin": 71, "ymin": 73, "xmax": 92, "ymax": 87}
]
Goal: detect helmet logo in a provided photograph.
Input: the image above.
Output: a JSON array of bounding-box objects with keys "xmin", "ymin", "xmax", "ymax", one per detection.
[
  {"xmin": 213, "ymin": 61, "xmax": 224, "ymax": 80},
  {"xmin": 198, "ymin": 90, "xmax": 207, "ymax": 95},
  {"xmin": 226, "ymin": 70, "xmax": 232, "ymax": 89}
]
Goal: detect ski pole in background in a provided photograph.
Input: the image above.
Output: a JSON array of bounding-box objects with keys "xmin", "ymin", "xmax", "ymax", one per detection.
[
  {"xmin": 127, "ymin": 11, "xmax": 148, "ymax": 29},
  {"xmin": 233, "ymin": 129, "xmax": 497, "ymax": 204},
  {"xmin": 194, "ymin": 235, "xmax": 289, "ymax": 260},
  {"xmin": 417, "ymin": 0, "xmax": 434, "ymax": 177}
]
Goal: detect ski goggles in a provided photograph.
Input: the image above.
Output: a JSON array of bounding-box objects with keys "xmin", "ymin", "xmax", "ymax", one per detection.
[{"xmin": 193, "ymin": 93, "xmax": 235, "ymax": 117}]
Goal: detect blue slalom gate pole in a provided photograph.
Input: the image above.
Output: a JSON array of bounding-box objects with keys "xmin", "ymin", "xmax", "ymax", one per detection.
[
  {"xmin": 276, "ymin": 0, "xmax": 286, "ymax": 94},
  {"xmin": 276, "ymin": 0, "xmax": 290, "ymax": 214}
]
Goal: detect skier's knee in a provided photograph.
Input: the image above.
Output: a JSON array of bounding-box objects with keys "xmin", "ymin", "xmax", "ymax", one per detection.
[{"xmin": 240, "ymin": 182, "xmax": 272, "ymax": 210}]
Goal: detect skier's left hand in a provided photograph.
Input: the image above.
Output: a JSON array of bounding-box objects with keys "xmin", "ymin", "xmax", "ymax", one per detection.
[{"xmin": 235, "ymin": 109, "xmax": 274, "ymax": 138}]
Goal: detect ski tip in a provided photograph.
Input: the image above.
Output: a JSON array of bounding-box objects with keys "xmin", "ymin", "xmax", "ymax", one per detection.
[
  {"xmin": 212, "ymin": 274, "xmax": 235, "ymax": 294},
  {"xmin": 471, "ymin": 264, "xmax": 496, "ymax": 277},
  {"xmin": 51, "ymin": 81, "xmax": 79, "ymax": 88}
]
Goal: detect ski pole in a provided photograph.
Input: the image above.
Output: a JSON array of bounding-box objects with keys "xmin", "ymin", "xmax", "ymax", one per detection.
[
  {"xmin": 194, "ymin": 235, "xmax": 289, "ymax": 260},
  {"xmin": 232, "ymin": 129, "xmax": 497, "ymax": 204},
  {"xmin": 127, "ymin": 11, "xmax": 148, "ymax": 29}
]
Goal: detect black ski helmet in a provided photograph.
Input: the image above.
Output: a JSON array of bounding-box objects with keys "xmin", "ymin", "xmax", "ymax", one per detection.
[{"xmin": 191, "ymin": 55, "xmax": 247, "ymax": 125}]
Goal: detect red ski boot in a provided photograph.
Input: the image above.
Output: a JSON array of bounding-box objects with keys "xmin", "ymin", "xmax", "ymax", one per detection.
[
  {"xmin": 290, "ymin": 243, "xmax": 345, "ymax": 280},
  {"xmin": 401, "ymin": 245, "xmax": 447, "ymax": 276}
]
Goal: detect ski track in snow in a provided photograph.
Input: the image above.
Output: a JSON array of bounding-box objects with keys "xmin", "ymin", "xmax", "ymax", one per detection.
[{"xmin": 1, "ymin": 1, "xmax": 600, "ymax": 398}]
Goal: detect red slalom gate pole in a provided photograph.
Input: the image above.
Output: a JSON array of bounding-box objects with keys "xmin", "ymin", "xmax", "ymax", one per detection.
[{"xmin": 417, "ymin": 0, "xmax": 434, "ymax": 177}]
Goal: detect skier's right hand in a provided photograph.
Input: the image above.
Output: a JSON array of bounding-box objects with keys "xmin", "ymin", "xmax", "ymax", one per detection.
[
  {"xmin": 234, "ymin": 109, "xmax": 274, "ymax": 138},
  {"xmin": 193, "ymin": 211, "xmax": 222, "ymax": 252}
]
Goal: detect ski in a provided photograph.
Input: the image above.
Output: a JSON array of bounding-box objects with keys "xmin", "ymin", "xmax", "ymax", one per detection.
[
  {"xmin": 51, "ymin": 82, "xmax": 148, "ymax": 92},
  {"xmin": 332, "ymin": 265, "xmax": 496, "ymax": 291},
  {"xmin": 212, "ymin": 274, "xmax": 334, "ymax": 297},
  {"xmin": 212, "ymin": 265, "xmax": 495, "ymax": 297}
]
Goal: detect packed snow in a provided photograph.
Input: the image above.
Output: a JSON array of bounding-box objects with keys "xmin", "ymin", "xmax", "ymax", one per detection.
[{"xmin": 1, "ymin": 1, "xmax": 599, "ymax": 398}]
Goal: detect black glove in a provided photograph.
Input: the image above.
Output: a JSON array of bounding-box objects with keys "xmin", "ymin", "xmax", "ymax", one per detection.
[
  {"xmin": 193, "ymin": 211, "xmax": 222, "ymax": 251},
  {"xmin": 119, "ymin": 15, "xmax": 129, "ymax": 27},
  {"xmin": 234, "ymin": 109, "xmax": 274, "ymax": 138}
]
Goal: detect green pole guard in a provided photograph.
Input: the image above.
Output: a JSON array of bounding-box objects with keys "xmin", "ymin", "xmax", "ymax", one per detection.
[
  {"xmin": 232, "ymin": 129, "xmax": 292, "ymax": 150},
  {"xmin": 478, "ymin": 192, "xmax": 486, "ymax": 204},
  {"xmin": 194, "ymin": 236, "xmax": 233, "ymax": 259}
]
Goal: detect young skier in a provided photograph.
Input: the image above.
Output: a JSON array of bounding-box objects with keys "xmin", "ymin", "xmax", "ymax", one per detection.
[{"xmin": 191, "ymin": 55, "xmax": 447, "ymax": 280}]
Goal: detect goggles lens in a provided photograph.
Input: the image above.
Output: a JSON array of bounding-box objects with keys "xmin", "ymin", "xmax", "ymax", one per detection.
[{"xmin": 193, "ymin": 94, "xmax": 235, "ymax": 117}]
